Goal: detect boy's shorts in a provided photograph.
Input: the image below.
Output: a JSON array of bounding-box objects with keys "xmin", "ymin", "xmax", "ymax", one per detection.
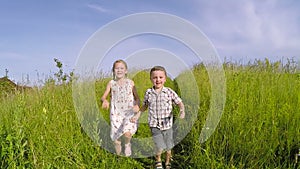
[{"xmin": 150, "ymin": 127, "xmax": 174, "ymax": 151}]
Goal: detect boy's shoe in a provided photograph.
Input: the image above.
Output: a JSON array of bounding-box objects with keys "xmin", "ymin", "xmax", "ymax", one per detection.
[
  {"xmin": 124, "ymin": 143, "xmax": 132, "ymax": 157},
  {"xmin": 155, "ymin": 161, "xmax": 163, "ymax": 169},
  {"xmin": 165, "ymin": 163, "xmax": 171, "ymax": 169}
]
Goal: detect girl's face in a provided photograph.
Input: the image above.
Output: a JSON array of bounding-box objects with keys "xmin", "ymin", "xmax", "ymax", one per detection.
[
  {"xmin": 113, "ymin": 62, "xmax": 127, "ymax": 79},
  {"xmin": 150, "ymin": 70, "xmax": 166, "ymax": 90}
]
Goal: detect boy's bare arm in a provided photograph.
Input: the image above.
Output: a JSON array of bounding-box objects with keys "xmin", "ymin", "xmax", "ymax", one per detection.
[
  {"xmin": 139, "ymin": 104, "xmax": 147, "ymax": 112},
  {"xmin": 178, "ymin": 101, "xmax": 185, "ymax": 119}
]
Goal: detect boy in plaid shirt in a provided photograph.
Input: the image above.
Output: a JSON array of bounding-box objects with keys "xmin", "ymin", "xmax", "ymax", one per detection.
[{"xmin": 131, "ymin": 66, "xmax": 185, "ymax": 169}]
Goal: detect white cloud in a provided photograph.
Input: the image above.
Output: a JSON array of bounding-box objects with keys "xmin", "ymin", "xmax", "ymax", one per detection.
[
  {"xmin": 87, "ymin": 3, "xmax": 110, "ymax": 13},
  {"xmin": 190, "ymin": 0, "xmax": 300, "ymax": 59}
]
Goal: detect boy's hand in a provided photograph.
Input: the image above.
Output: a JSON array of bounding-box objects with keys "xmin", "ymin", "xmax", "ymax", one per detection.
[{"xmin": 179, "ymin": 110, "xmax": 185, "ymax": 119}]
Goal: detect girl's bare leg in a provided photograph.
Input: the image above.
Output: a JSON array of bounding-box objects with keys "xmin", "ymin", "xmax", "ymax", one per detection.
[
  {"xmin": 114, "ymin": 139, "xmax": 122, "ymax": 155},
  {"xmin": 124, "ymin": 132, "xmax": 132, "ymax": 144},
  {"xmin": 124, "ymin": 132, "xmax": 132, "ymax": 156}
]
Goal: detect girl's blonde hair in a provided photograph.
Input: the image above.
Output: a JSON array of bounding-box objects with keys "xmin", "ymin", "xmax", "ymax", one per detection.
[{"xmin": 112, "ymin": 59, "xmax": 128, "ymax": 79}]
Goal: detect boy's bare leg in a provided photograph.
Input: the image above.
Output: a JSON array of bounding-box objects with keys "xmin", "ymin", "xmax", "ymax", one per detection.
[
  {"xmin": 165, "ymin": 150, "xmax": 172, "ymax": 166},
  {"xmin": 154, "ymin": 149, "xmax": 163, "ymax": 168},
  {"xmin": 155, "ymin": 150, "xmax": 162, "ymax": 162}
]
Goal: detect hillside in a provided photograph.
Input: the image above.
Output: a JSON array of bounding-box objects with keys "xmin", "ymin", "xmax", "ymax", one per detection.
[{"xmin": 0, "ymin": 77, "xmax": 31, "ymax": 96}]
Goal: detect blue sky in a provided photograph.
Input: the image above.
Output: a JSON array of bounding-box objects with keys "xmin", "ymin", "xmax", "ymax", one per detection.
[{"xmin": 1, "ymin": 0, "xmax": 300, "ymax": 84}]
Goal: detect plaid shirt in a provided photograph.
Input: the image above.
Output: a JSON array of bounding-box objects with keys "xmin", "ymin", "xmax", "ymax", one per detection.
[{"xmin": 143, "ymin": 87, "xmax": 182, "ymax": 130}]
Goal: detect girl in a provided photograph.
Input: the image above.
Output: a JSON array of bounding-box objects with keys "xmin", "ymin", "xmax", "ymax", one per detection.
[{"xmin": 101, "ymin": 59, "xmax": 140, "ymax": 156}]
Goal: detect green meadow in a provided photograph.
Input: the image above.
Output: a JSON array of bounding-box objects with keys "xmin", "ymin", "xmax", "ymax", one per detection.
[{"xmin": 0, "ymin": 59, "xmax": 299, "ymax": 168}]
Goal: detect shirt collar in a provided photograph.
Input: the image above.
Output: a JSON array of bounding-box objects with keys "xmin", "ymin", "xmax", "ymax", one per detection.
[{"xmin": 151, "ymin": 86, "xmax": 167, "ymax": 94}]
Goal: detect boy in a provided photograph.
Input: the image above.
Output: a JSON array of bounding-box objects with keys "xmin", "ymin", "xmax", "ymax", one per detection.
[{"xmin": 131, "ymin": 66, "xmax": 185, "ymax": 169}]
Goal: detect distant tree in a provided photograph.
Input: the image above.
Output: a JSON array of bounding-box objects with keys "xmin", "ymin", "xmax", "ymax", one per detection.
[{"xmin": 53, "ymin": 58, "xmax": 73, "ymax": 84}]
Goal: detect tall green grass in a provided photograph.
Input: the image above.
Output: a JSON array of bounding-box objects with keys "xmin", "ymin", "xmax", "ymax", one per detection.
[{"xmin": 0, "ymin": 59, "xmax": 299, "ymax": 168}]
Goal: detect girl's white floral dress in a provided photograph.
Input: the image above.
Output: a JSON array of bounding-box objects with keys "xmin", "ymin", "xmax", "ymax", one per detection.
[{"xmin": 109, "ymin": 78, "xmax": 138, "ymax": 141}]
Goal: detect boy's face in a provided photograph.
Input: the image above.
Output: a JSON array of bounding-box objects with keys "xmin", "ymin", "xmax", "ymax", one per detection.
[{"xmin": 150, "ymin": 70, "xmax": 166, "ymax": 89}]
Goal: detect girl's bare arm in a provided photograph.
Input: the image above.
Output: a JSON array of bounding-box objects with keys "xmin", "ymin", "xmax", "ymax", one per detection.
[
  {"xmin": 100, "ymin": 81, "xmax": 111, "ymax": 109},
  {"xmin": 131, "ymin": 81, "xmax": 140, "ymax": 112},
  {"xmin": 130, "ymin": 104, "xmax": 148, "ymax": 123}
]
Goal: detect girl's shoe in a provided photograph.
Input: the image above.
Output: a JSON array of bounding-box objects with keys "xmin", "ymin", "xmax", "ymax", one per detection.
[{"xmin": 124, "ymin": 143, "xmax": 131, "ymax": 157}]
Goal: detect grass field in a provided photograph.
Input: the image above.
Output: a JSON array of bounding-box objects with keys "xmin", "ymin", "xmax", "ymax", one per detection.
[{"xmin": 0, "ymin": 59, "xmax": 299, "ymax": 168}]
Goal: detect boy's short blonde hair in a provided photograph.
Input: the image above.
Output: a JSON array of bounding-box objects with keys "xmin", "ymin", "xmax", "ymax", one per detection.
[{"xmin": 150, "ymin": 66, "xmax": 167, "ymax": 77}]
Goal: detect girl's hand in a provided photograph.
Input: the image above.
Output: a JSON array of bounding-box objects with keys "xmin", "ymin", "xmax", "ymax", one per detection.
[
  {"xmin": 130, "ymin": 111, "xmax": 141, "ymax": 123},
  {"xmin": 130, "ymin": 116, "xmax": 138, "ymax": 123},
  {"xmin": 101, "ymin": 100, "xmax": 109, "ymax": 109},
  {"xmin": 132, "ymin": 105, "xmax": 140, "ymax": 113}
]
